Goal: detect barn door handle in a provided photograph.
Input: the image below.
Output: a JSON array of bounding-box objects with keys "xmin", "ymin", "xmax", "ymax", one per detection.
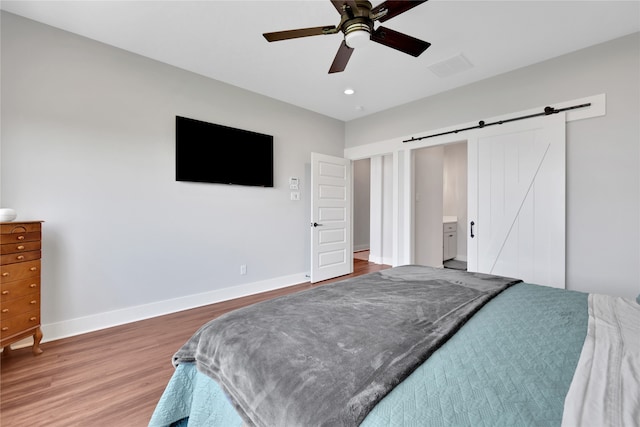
[
  {"xmin": 470, "ymin": 221, "xmax": 475, "ymax": 238},
  {"xmin": 312, "ymin": 222, "xmax": 323, "ymax": 227}
]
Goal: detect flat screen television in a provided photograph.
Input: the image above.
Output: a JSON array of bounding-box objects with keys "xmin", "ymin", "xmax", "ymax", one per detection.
[{"xmin": 176, "ymin": 116, "xmax": 274, "ymax": 187}]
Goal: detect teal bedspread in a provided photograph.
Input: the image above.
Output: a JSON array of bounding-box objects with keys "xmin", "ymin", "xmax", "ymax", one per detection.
[{"xmin": 149, "ymin": 283, "xmax": 587, "ymax": 427}]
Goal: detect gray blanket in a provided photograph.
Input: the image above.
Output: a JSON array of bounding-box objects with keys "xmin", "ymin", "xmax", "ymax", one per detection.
[{"xmin": 173, "ymin": 265, "xmax": 521, "ymax": 426}]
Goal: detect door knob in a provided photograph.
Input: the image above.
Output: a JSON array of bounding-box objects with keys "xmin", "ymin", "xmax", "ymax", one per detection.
[{"xmin": 311, "ymin": 222, "xmax": 323, "ymax": 227}]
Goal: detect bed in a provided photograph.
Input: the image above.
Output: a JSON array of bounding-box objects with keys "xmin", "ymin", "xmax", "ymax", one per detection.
[{"xmin": 149, "ymin": 265, "xmax": 639, "ymax": 427}]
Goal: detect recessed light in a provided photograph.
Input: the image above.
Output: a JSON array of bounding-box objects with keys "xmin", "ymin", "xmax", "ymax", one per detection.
[{"xmin": 344, "ymin": 88, "xmax": 355, "ymax": 95}]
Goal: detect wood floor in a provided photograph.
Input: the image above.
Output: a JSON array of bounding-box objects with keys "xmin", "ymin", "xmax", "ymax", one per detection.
[{"xmin": 0, "ymin": 258, "xmax": 389, "ymax": 426}]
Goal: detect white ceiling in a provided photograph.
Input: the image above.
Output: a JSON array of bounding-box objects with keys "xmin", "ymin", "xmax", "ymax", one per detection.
[{"xmin": 2, "ymin": 1, "xmax": 639, "ymax": 121}]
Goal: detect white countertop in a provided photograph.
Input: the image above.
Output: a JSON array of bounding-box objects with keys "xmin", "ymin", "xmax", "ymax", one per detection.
[{"xmin": 443, "ymin": 216, "xmax": 458, "ymax": 224}]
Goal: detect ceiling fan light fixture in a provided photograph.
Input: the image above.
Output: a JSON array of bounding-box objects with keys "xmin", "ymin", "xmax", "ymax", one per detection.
[
  {"xmin": 344, "ymin": 23, "xmax": 371, "ymax": 48},
  {"xmin": 263, "ymin": 0, "xmax": 430, "ymax": 74}
]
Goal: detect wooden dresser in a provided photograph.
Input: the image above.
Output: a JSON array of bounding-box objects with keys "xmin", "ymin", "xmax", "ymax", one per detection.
[{"xmin": 0, "ymin": 221, "xmax": 43, "ymax": 355}]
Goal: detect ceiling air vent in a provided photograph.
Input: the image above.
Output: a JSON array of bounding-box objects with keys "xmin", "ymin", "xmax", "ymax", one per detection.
[{"xmin": 428, "ymin": 54, "xmax": 473, "ymax": 78}]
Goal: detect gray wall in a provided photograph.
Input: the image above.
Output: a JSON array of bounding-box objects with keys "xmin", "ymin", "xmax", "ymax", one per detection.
[
  {"xmin": 1, "ymin": 12, "xmax": 344, "ymax": 337},
  {"xmin": 346, "ymin": 33, "xmax": 640, "ymax": 299},
  {"xmin": 414, "ymin": 146, "xmax": 444, "ymax": 267},
  {"xmin": 353, "ymin": 158, "xmax": 370, "ymax": 252}
]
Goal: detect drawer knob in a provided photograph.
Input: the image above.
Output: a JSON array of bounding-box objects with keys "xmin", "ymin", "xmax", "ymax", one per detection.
[
  {"xmin": 17, "ymin": 245, "xmax": 25, "ymax": 250},
  {"xmin": 17, "ymin": 236, "xmax": 25, "ymax": 240},
  {"xmin": 30, "ymin": 300, "xmax": 37, "ymax": 305},
  {"xmin": 29, "ymin": 284, "xmax": 37, "ymax": 288},
  {"xmin": 2, "ymin": 309, "xmax": 8, "ymax": 313},
  {"xmin": 1, "ymin": 326, "xmax": 8, "ymax": 331},
  {"xmin": 2, "ymin": 272, "xmax": 9, "ymax": 277},
  {"xmin": 29, "ymin": 317, "xmax": 37, "ymax": 322},
  {"xmin": 17, "ymin": 255, "xmax": 25, "ymax": 260},
  {"xmin": 1, "ymin": 290, "xmax": 8, "ymax": 295},
  {"xmin": 30, "ymin": 267, "xmax": 37, "ymax": 271}
]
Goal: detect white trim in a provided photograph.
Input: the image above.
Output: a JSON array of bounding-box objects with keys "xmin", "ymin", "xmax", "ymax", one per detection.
[
  {"xmin": 392, "ymin": 151, "xmax": 400, "ymax": 266},
  {"xmin": 368, "ymin": 255, "xmax": 393, "ymax": 265},
  {"xmin": 41, "ymin": 272, "xmax": 308, "ymax": 343},
  {"xmin": 391, "ymin": 149, "xmax": 415, "ymax": 266},
  {"xmin": 369, "ymin": 156, "xmax": 384, "ymax": 265},
  {"xmin": 344, "ymin": 94, "xmax": 605, "ymax": 159},
  {"xmin": 349, "ymin": 159, "xmax": 355, "ymax": 275},
  {"xmin": 368, "ymin": 254, "xmax": 384, "ymax": 264},
  {"xmin": 400, "ymin": 150, "xmax": 414, "ymax": 265}
]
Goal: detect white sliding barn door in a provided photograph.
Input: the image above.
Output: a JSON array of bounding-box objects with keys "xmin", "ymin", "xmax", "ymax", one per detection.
[
  {"xmin": 310, "ymin": 152, "xmax": 352, "ymax": 283},
  {"xmin": 468, "ymin": 114, "xmax": 566, "ymax": 288}
]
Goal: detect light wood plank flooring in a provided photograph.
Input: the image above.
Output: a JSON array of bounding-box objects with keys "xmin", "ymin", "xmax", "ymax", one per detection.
[{"xmin": 1, "ymin": 259, "xmax": 389, "ymax": 426}]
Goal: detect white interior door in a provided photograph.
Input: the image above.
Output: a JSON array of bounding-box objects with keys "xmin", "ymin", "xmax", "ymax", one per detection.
[
  {"xmin": 468, "ymin": 113, "xmax": 566, "ymax": 288},
  {"xmin": 310, "ymin": 152, "xmax": 352, "ymax": 283}
]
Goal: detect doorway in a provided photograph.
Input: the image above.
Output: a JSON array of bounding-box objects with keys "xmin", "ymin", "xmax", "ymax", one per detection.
[
  {"xmin": 353, "ymin": 155, "xmax": 394, "ymax": 266},
  {"xmin": 413, "ymin": 142, "xmax": 468, "ymax": 268},
  {"xmin": 353, "ymin": 158, "xmax": 371, "ymax": 260}
]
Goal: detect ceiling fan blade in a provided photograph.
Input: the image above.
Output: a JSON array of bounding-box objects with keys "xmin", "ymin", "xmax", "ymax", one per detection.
[
  {"xmin": 329, "ymin": 40, "xmax": 354, "ymax": 74},
  {"xmin": 263, "ymin": 26, "xmax": 338, "ymax": 42},
  {"xmin": 330, "ymin": 0, "xmax": 360, "ymax": 16},
  {"xmin": 371, "ymin": 26, "xmax": 430, "ymax": 57},
  {"xmin": 371, "ymin": 0, "xmax": 428, "ymax": 22}
]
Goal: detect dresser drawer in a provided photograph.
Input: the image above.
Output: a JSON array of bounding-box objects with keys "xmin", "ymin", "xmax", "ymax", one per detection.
[
  {"xmin": 444, "ymin": 223, "xmax": 457, "ymax": 232},
  {"xmin": 1, "ymin": 294, "xmax": 40, "ymax": 319},
  {"xmin": 1, "ymin": 240, "xmax": 41, "ymax": 256},
  {"xmin": 0, "ymin": 260, "xmax": 41, "ymax": 282},
  {"xmin": 1, "ymin": 277, "xmax": 40, "ymax": 301},
  {"xmin": 0, "ymin": 222, "xmax": 41, "ymax": 235},
  {"xmin": 0, "ymin": 231, "xmax": 41, "ymax": 245},
  {"xmin": 0, "ymin": 250, "xmax": 41, "ymax": 266},
  {"xmin": 0, "ymin": 310, "xmax": 40, "ymax": 340}
]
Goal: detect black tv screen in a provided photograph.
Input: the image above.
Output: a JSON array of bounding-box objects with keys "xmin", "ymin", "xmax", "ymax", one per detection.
[{"xmin": 176, "ymin": 116, "xmax": 274, "ymax": 187}]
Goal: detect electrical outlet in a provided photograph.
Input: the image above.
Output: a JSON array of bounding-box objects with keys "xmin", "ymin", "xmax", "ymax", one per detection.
[{"xmin": 240, "ymin": 264, "xmax": 247, "ymax": 275}]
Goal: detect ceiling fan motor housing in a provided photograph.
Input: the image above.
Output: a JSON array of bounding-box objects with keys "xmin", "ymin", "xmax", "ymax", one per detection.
[{"xmin": 340, "ymin": 1, "xmax": 374, "ymax": 48}]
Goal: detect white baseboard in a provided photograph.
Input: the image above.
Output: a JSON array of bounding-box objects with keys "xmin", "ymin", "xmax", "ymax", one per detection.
[
  {"xmin": 41, "ymin": 272, "xmax": 308, "ymax": 343},
  {"xmin": 368, "ymin": 254, "xmax": 393, "ymax": 265},
  {"xmin": 368, "ymin": 254, "xmax": 382, "ymax": 264}
]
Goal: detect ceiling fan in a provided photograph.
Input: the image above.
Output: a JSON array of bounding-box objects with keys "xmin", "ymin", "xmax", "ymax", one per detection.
[{"xmin": 263, "ymin": 0, "xmax": 431, "ymax": 74}]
